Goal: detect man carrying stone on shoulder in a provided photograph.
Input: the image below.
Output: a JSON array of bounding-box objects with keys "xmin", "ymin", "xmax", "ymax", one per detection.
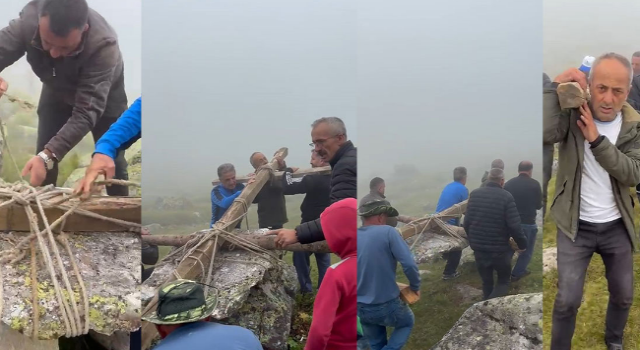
[{"xmin": 544, "ymin": 52, "xmax": 640, "ymax": 350}]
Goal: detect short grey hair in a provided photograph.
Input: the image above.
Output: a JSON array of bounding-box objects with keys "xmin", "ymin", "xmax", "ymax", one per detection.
[
  {"xmin": 589, "ymin": 52, "xmax": 633, "ymax": 85},
  {"xmin": 453, "ymin": 167, "xmax": 467, "ymax": 182},
  {"xmin": 632, "ymin": 51, "xmax": 640, "ymax": 58},
  {"xmin": 487, "ymin": 168, "xmax": 504, "ymax": 183},
  {"xmin": 217, "ymin": 163, "xmax": 235, "ymax": 178},
  {"xmin": 311, "ymin": 117, "xmax": 347, "ymax": 137}
]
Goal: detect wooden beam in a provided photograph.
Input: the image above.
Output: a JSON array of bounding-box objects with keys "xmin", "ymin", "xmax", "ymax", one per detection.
[
  {"xmin": 142, "ymin": 233, "xmax": 332, "ymax": 253},
  {"xmin": 141, "ymin": 148, "xmax": 288, "ymax": 350},
  {"xmin": 397, "ymin": 200, "xmax": 467, "ymax": 240},
  {"xmin": 211, "ymin": 166, "xmax": 331, "ymax": 186},
  {"xmin": 0, "ymin": 196, "xmax": 141, "ymax": 232}
]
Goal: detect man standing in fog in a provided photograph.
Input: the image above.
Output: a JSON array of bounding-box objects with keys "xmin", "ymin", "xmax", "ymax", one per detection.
[
  {"xmin": 545, "ymin": 53, "xmax": 640, "ymax": 350},
  {"xmin": 480, "ymin": 159, "xmax": 504, "ymax": 187},
  {"xmin": 629, "ymin": 51, "xmax": 640, "ymax": 108},
  {"xmin": 210, "ymin": 163, "xmax": 245, "ymax": 229},
  {"xmin": 361, "ymin": 177, "xmax": 398, "ymax": 227},
  {"xmin": 0, "ymin": 0, "xmax": 129, "ymax": 194},
  {"xmin": 357, "ymin": 199, "xmax": 420, "ymax": 350},
  {"xmin": 464, "ymin": 168, "xmax": 527, "ymax": 300},
  {"xmin": 249, "ymin": 151, "xmax": 291, "ymax": 230},
  {"xmin": 504, "ymin": 161, "xmax": 542, "ymax": 281}
]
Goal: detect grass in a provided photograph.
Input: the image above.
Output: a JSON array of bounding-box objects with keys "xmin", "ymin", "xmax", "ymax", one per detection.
[{"xmin": 542, "ymin": 176, "xmax": 640, "ymax": 350}]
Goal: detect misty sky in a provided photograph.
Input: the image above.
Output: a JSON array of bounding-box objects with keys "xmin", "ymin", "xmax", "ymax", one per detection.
[
  {"xmin": 142, "ymin": 0, "xmax": 357, "ymax": 197},
  {"xmin": 357, "ymin": 0, "xmax": 543, "ymax": 192},
  {"xmin": 543, "ymin": 0, "xmax": 640, "ymax": 78},
  {"xmin": 0, "ymin": 0, "xmax": 141, "ymax": 100}
]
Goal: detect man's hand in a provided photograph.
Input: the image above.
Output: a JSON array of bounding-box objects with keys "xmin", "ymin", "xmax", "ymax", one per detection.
[
  {"xmin": 73, "ymin": 153, "xmax": 115, "ymax": 199},
  {"xmin": 0, "ymin": 77, "xmax": 7, "ymax": 98},
  {"xmin": 247, "ymin": 177, "xmax": 256, "ymax": 185},
  {"xmin": 291, "ymin": 167, "xmax": 299, "ymax": 173},
  {"xmin": 21, "ymin": 156, "xmax": 47, "ymax": 186},
  {"xmin": 554, "ymin": 68, "xmax": 588, "ymax": 90},
  {"xmin": 577, "ymin": 102, "xmax": 599, "ymax": 142},
  {"xmin": 414, "ymin": 290, "xmax": 421, "ymax": 298},
  {"xmin": 266, "ymin": 228, "xmax": 299, "ymax": 247}
]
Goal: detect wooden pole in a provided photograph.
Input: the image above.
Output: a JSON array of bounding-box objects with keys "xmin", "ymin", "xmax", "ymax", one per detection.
[
  {"xmin": 211, "ymin": 166, "xmax": 331, "ymax": 186},
  {"xmin": 397, "ymin": 200, "xmax": 467, "ymax": 240},
  {"xmin": 141, "ymin": 147, "xmax": 288, "ymax": 349},
  {"xmin": 142, "ymin": 233, "xmax": 332, "ymax": 253}
]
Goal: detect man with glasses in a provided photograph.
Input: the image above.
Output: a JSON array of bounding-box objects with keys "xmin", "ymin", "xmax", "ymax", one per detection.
[{"xmin": 267, "ymin": 117, "xmax": 357, "ymax": 246}]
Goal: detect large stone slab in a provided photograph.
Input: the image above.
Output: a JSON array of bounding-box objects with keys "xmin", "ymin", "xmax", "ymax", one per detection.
[
  {"xmin": 142, "ymin": 246, "xmax": 297, "ymax": 350},
  {"xmin": 1, "ymin": 232, "xmax": 141, "ymax": 340},
  {"xmin": 431, "ymin": 293, "xmax": 543, "ymax": 350},
  {"xmin": 405, "ymin": 232, "xmax": 466, "ymax": 264}
]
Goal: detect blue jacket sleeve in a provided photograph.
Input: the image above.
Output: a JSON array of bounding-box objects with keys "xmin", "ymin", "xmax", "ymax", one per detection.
[
  {"xmin": 388, "ymin": 227, "xmax": 421, "ymax": 291},
  {"xmin": 94, "ymin": 97, "xmax": 142, "ymax": 159}
]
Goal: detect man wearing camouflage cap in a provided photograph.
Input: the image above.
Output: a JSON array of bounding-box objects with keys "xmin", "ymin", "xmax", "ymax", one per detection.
[
  {"xmin": 357, "ymin": 199, "xmax": 420, "ymax": 350},
  {"xmin": 142, "ymin": 279, "xmax": 262, "ymax": 350}
]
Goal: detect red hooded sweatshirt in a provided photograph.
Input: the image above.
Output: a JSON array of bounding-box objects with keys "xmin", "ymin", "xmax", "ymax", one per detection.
[{"xmin": 305, "ymin": 198, "xmax": 357, "ymax": 350}]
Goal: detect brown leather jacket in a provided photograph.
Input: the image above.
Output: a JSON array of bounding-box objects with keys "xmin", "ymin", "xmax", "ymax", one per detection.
[{"xmin": 0, "ymin": 1, "xmax": 127, "ymax": 159}]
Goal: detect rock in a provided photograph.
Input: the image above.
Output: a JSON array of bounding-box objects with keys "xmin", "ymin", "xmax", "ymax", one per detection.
[
  {"xmin": 460, "ymin": 246, "xmax": 475, "ymax": 265},
  {"xmin": 419, "ymin": 270, "xmax": 431, "ymax": 275},
  {"xmin": 152, "ymin": 197, "xmax": 194, "ymax": 211},
  {"xmin": 143, "ymin": 223, "xmax": 163, "ymax": 233},
  {"xmin": 543, "ymin": 247, "xmax": 557, "ymax": 273},
  {"xmin": 455, "ymin": 284, "xmax": 482, "ymax": 304},
  {"xmin": 557, "ymin": 82, "xmax": 590, "ymax": 109},
  {"xmin": 406, "ymin": 232, "xmax": 467, "ymax": 264},
  {"xmin": 0, "ymin": 323, "xmax": 58, "ymax": 350},
  {"xmin": 1, "ymin": 232, "xmax": 141, "ymax": 339},
  {"xmin": 142, "ymin": 245, "xmax": 297, "ymax": 350},
  {"xmin": 431, "ymin": 293, "xmax": 543, "ymax": 350}
]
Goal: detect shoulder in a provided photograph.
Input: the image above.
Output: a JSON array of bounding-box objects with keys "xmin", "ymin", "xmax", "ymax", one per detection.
[{"xmin": 83, "ymin": 8, "xmax": 121, "ymax": 59}]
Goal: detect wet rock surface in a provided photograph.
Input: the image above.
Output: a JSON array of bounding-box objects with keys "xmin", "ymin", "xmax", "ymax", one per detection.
[
  {"xmin": 431, "ymin": 293, "xmax": 543, "ymax": 350},
  {"xmin": 543, "ymin": 247, "xmax": 557, "ymax": 273},
  {"xmin": 405, "ymin": 231, "xmax": 467, "ymax": 264},
  {"xmin": 1, "ymin": 232, "xmax": 141, "ymax": 340}
]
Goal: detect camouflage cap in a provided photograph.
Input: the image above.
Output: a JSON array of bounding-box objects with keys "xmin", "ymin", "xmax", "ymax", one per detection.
[
  {"xmin": 141, "ymin": 279, "xmax": 217, "ymax": 325},
  {"xmin": 358, "ymin": 199, "xmax": 399, "ymax": 217}
]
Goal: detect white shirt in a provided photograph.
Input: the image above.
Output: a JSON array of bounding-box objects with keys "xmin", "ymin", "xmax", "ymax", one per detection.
[{"xmin": 579, "ymin": 112, "xmax": 623, "ymax": 222}]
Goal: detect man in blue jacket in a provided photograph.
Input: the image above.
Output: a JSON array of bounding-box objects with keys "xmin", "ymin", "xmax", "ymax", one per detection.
[{"xmin": 210, "ymin": 163, "xmax": 245, "ymax": 228}]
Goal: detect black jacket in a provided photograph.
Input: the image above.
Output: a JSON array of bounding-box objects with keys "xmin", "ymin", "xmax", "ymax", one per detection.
[
  {"xmin": 296, "ymin": 141, "xmax": 357, "ymax": 243},
  {"xmin": 281, "ymin": 168, "xmax": 331, "ymax": 223},
  {"xmin": 463, "ymin": 182, "xmax": 528, "ymax": 252},
  {"xmin": 504, "ymin": 174, "xmax": 542, "ymax": 225},
  {"xmin": 629, "ymin": 75, "xmax": 640, "ymax": 110},
  {"xmin": 253, "ymin": 178, "xmax": 287, "ymax": 228}
]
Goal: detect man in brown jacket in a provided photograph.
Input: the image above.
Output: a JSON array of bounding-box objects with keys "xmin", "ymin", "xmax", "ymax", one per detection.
[
  {"xmin": 544, "ymin": 52, "xmax": 640, "ymax": 350},
  {"xmin": 0, "ymin": 0, "xmax": 128, "ymax": 195}
]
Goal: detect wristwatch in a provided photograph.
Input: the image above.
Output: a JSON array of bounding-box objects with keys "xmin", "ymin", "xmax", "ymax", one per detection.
[{"xmin": 37, "ymin": 151, "xmax": 55, "ymax": 170}]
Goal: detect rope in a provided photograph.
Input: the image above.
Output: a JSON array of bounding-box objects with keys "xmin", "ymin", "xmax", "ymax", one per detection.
[{"xmin": 0, "ymin": 180, "xmax": 141, "ymax": 338}]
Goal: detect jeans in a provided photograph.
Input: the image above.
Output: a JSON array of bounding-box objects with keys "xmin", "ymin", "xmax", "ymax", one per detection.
[
  {"xmin": 474, "ymin": 250, "xmax": 514, "ymax": 300},
  {"xmin": 551, "ymin": 220, "xmax": 634, "ymax": 349},
  {"xmin": 511, "ymin": 224, "xmax": 538, "ymax": 277},
  {"xmin": 37, "ymin": 87, "xmax": 129, "ymax": 195},
  {"xmin": 292, "ymin": 251, "xmax": 330, "ymax": 293},
  {"xmin": 358, "ymin": 298, "xmax": 415, "ymax": 350},
  {"xmin": 443, "ymin": 249, "xmax": 462, "ymax": 276}
]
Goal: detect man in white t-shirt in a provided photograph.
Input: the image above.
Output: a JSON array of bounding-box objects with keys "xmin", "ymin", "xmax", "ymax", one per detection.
[{"xmin": 544, "ymin": 53, "xmax": 640, "ymax": 350}]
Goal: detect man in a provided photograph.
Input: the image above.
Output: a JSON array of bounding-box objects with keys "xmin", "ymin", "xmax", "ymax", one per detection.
[
  {"xmin": 357, "ymin": 199, "xmax": 420, "ymax": 350},
  {"xmin": 435, "ymin": 166, "xmax": 469, "ymax": 280},
  {"xmin": 306, "ymin": 198, "xmax": 357, "ymax": 350},
  {"xmin": 464, "ymin": 168, "xmax": 527, "ymax": 300},
  {"xmin": 142, "ymin": 279, "xmax": 262, "ymax": 350},
  {"xmin": 74, "ymin": 97, "xmax": 141, "ymax": 197},
  {"xmin": 268, "ymin": 117, "xmax": 357, "ymax": 246},
  {"xmin": 629, "ymin": 52, "xmax": 640, "ymax": 108},
  {"xmin": 210, "ymin": 163, "xmax": 245, "ymax": 228},
  {"xmin": 544, "ymin": 53, "xmax": 639, "ymax": 350},
  {"xmin": 0, "ymin": 0, "xmax": 129, "ymax": 194},
  {"xmin": 504, "ymin": 161, "xmax": 542, "ymax": 281},
  {"xmin": 281, "ymin": 150, "xmax": 331, "ymax": 294},
  {"xmin": 360, "ymin": 177, "xmax": 397, "ymax": 227},
  {"xmin": 480, "ymin": 159, "xmax": 504, "ymax": 187},
  {"xmin": 249, "ymin": 151, "xmax": 289, "ymax": 230}
]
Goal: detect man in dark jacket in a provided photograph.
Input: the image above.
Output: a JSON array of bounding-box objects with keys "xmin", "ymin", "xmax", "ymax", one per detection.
[
  {"xmin": 282, "ymin": 150, "xmax": 331, "ymax": 293},
  {"xmin": 360, "ymin": 177, "xmax": 398, "ymax": 227},
  {"xmin": 250, "ymin": 151, "xmax": 291, "ymax": 229},
  {"xmin": 543, "ymin": 73, "xmax": 555, "ymax": 219},
  {"xmin": 464, "ymin": 168, "xmax": 527, "ymax": 300},
  {"xmin": 268, "ymin": 117, "xmax": 357, "ymax": 247},
  {"xmin": 504, "ymin": 161, "xmax": 542, "ymax": 281},
  {"xmin": 0, "ymin": 0, "xmax": 129, "ymax": 194}
]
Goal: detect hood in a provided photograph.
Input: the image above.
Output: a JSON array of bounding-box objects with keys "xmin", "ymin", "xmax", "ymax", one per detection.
[{"xmin": 320, "ymin": 198, "xmax": 357, "ymax": 259}]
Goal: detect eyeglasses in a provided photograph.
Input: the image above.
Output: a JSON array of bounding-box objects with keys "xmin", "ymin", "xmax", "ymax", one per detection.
[{"xmin": 309, "ymin": 134, "xmax": 342, "ymax": 147}]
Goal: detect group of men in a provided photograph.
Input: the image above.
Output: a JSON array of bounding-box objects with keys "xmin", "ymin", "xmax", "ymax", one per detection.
[
  {"xmin": 1, "ymin": 0, "xmax": 142, "ymax": 349},
  {"xmin": 544, "ymin": 52, "xmax": 640, "ymax": 350}
]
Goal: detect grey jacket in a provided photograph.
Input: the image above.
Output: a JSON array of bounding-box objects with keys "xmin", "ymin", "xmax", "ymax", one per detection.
[{"xmin": 0, "ymin": 1, "xmax": 127, "ymax": 159}]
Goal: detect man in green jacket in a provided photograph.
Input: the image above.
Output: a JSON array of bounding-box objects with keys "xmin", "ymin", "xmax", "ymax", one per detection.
[{"xmin": 544, "ymin": 52, "xmax": 640, "ymax": 350}]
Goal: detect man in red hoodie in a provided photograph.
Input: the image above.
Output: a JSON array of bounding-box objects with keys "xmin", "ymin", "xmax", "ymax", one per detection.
[{"xmin": 305, "ymin": 198, "xmax": 357, "ymax": 350}]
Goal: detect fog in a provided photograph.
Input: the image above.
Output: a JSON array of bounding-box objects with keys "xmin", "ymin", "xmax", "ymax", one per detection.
[
  {"xmin": 543, "ymin": 0, "xmax": 640, "ymax": 78},
  {"xmin": 357, "ymin": 0, "xmax": 543, "ymax": 200},
  {"xmin": 0, "ymin": 0, "xmax": 141, "ymax": 101},
  {"xmin": 142, "ymin": 0, "xmax": 356, "ymax": 198}
]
